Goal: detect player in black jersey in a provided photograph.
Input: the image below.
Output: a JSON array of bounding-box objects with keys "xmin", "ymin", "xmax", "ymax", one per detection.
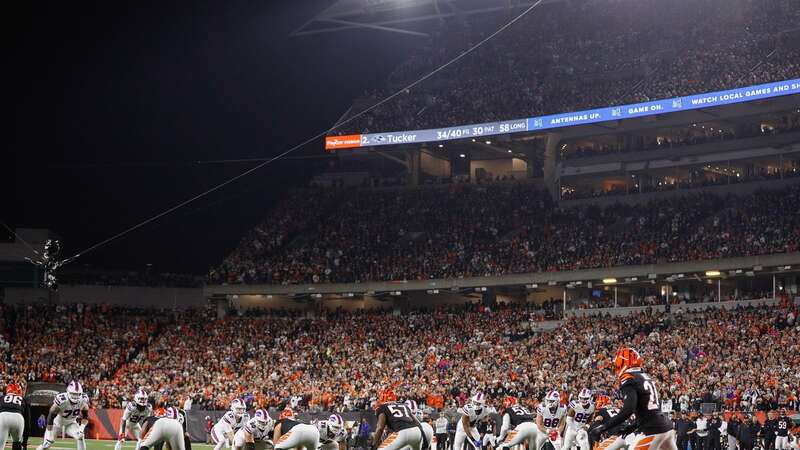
[
  {"xmin": 589, "ymin": 347, "xmax": 676, "ymax": 450},
  {"xmin": 496, "ymin": 396, "xmax": 537, "ymax": 450},
  {"xmin": 590, "ymin": 395, "xmax": 637, "ymax": 450},
  {"xmin": 372, "ymin": 398, "xmax": 423, "ymax": 450},
  {"xmin": 273, "ymin": 407, "xmax": 319, "ymax": 450},
  {"xmin": 775, "ymin": 409, "xmax": 791, "ymax": 450},
  {"xmin": 1, "ymin": 384, "xmax": 30, "ymax": 450}
]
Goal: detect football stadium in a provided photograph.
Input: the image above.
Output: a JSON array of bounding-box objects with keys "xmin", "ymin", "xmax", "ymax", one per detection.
[{"xmin": 2, "ymin": 2, "xmax": 800, "ymax": 450}]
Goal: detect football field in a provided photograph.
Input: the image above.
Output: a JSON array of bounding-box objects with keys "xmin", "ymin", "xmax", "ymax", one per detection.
[{"xmin": 17, "ymin": 439, "xmax": 217, "ymax": 450}]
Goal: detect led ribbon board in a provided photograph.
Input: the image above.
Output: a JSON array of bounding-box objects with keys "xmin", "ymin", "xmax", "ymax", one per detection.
[{"xmin": 325, "ymin": 78, "xmax": 800, "ymax": 150}]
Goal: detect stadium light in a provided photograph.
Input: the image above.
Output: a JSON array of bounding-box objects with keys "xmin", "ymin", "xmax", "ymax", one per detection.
[
  {"xmin": 438, "ymin": 144, "xmax": 444, "ymax": 148},
  {"xmin": 525, "ymin": 283, "xmax": 538, "ymax": 289},
  {"xmin": 507, "ymin": 150, "xmax": 512, "ymax": 153},
  {"xmin": 602, "ymin": 278, "xmax": 617, "ymax": 285},
  {"xmin": 485, "ymin": 140, "xmax": 492, "ymax": 145},
  {"xmin": 705, "ymin": 270, "xmax": 721, "ymax": 277},
  {"xmin": 459, "ymin": 154, "xmax": 466, "ymax": 158}
]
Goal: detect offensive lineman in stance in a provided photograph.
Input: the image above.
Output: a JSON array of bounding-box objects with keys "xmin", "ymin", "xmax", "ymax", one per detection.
[
  {"xmin": 405, "ymin": 400, "xmax": 434, "ymax": 450},
  {"xmin": 316, "ymin": 414, "xmax": 347, "ymax": 450},
  {"xmin": 495, "ymin": 396, "xmax": 537, "ymax": 450},
  {"xmin": 372, "ymin": 397, "xmax": 424, "ymax": 450},
  {"xmin": 589, "ymin": 348, "xmax": 677, "ymax": 450},
  {"xmin": 272, "ymin": 408, "xmax": 319, "ymax": 450},
  {"xmin": 36, "ymin": 381, "xmax": 90, "ymax": 450},
  {"xmin": 233, "ymin": 409, "xmax": 274, "ymax": 450},
  {"xmin": 115, "ymin": 389, "xmax": 153, "ymax": 450},
  {"xmin": 0, "ymin": 384, "xmax": 30, "ymax": 450},
  {"xmin": 139, "ymin": 407, "xmax": 185, "ymax": 450}
]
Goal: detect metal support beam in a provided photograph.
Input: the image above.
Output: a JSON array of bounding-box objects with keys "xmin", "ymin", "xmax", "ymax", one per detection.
[{"xmin": 318, "ymin": 18, "xmax": 430, "ymax": 37}]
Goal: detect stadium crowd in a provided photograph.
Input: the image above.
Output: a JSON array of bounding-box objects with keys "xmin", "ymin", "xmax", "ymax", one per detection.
[
  {"xmin": 336, "ymin": 0, "xmax": 800, "ymax": 134},
  {"xmin": 1, "ymin": 301, "xmax": 798, "ymax": 414},
  {"xmin": 208, "ymin": 183, "xmax": 800, "ymax": 285}
]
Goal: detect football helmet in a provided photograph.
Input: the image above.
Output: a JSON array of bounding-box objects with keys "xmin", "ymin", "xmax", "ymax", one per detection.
[
  {"xmin": 5, "ymin": 383, "xmax": 23, "ymax": 397},
  {"xmin": 280, "ymin": 407, "xmax": 295, "ymax": 420},
  {"xmin": 231, "ymin": 399, "xmax": 246, "ymax": 418},
  {"xmin": 578, "ymin": 389, "xmax": 592, "ymax": 409},
  {"xmin": 67, "ymin": 381, "xmax": 83, "ymax": 403},
  {"xmin": 328, "ymin": 414, "xmax": 344, "ymax": 437},
  {"xmin": 612, "ymin": 347, "xmax": 643, "ymax": 380},
  {"xmin": 134, "ymin": 388, "xmax": 149, "ymax": 407},
  {"xmin": 503, "ymin": 396, "xmax": 518, "ymax": 409},
  {"xmin": 254, "ymin": 409, "xmax": 274, "ymax": 430},
  {"xmin": 545, "ymin": 391, "xmax": 560, "ymax": 410},
  {"xmin": 594, "ymin": 395, "xmax": 611, "ymax": 410}
]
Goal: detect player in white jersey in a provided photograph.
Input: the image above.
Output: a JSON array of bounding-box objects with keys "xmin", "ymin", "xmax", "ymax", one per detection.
[
  {"xmin": 563, "ymin": 389, "xmax": 595, "ymax": 450},
  {"xmin": 212, "ymin": 399, "xmax": 251, "ymax": 450},
  {"xmin": 454, "ymin": 393, "xmax": 490, "ymax": 450},
  {"xmin": 405, "ymin": 400, "xmax": 434, "ymax": 450},
  {"xmin": 233, "ymin": 409, "xmax": 275, "ymax": 450},
  {"xmin": 115, "ymin": 389, "xmax": 153, "ymax": 450},
  {"xmin": 316, "ymin": 414, "xmax": 348, "ymax": 450},
  {"xmin": 36, "ymin": 381, "xmax": 90, "ymax": 450},
  {"xmin": 536, "ymin": 391, "xmax": 566, "ymax": 450}
]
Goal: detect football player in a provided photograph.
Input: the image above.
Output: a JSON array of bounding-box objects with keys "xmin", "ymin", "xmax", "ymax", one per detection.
[
  {"xmin": 536, "ymin": 391, "xmax": 566, "ymax": 450},
  {"xmin": 589, "ymin": 347, "xmax": 676, "ymax": 450},
  {"xmin": 405, "ymin": 400, "xmax": 434, "ymax": 450},
  {"xmin": 139, "ymin": 407, "xmax": 185, "ymax": 450},
  {"xmin": 495, "ymin": 396, "xmax": 537, "ymax": 450},
  {"xmin": 36, "ymin": 381, "xmax": 90, "ymax": 450},
  {"xmin": 272, "ymin": 408, "xmax": 319, "ymax": 450},
  {"xmin": 372, "ymin": 394, "xmax": 423, "ymax": 450},
  {"xmin": 316, "ymin": 414, "xmax": 347, "ymax": 450},
  {"xmin": 115, "ymin": 388, "xmax": 153, "ymax": 450},
  {"xmin": 212, "ymin": 399, "xmax": 251, "ymax": 450},
  {"xmin": 0, "ymin": 383, "xmax": 29, "ymax": 450},
  {"xmin": 454, "ymin": 393, "xmax": 490, "ymax": 450},
  {"xmin": 588, "ymin": 395, "xmax": 636, "ymax": 450},
  {"xmin": 775, "ymin": 409, "xmax": 791, "ymax": 450},
  {"xmin": 563, "ymin": 389, "xmax": 595, "ymax": 450},
  {"xmin": 233, "ymin": 409, "xmax": 274, "ymax": 450}
]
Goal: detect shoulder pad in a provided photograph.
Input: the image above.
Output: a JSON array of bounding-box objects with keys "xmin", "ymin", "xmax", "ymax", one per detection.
[
  {"xmin": 54, "ymin": 393, "xmax": 68, "ymax": 405},
  {"xmin": 568, "ymin": 401, "xmax": 576, "ymax": 410}
]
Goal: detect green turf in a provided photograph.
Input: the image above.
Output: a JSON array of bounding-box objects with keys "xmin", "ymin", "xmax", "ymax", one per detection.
[{"xmin": 16, "ymin": 438, "xmax": 217, "ymax": 450}]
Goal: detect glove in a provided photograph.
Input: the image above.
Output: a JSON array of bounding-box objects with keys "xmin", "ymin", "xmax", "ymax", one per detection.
[
  {"xmin": 549, "ymin": 430, "xmax": 559, "ymax": 442},
  {"xmin": 619, "ymin": 423, "xmax": 638, "ymax": 437},
  {"xmin": 473, "ymin": 439, "xmax": 482, "ymax": 448},
  {"xmin": 588, "ymin": 425, "xmax": 606, "ymax": 442}
]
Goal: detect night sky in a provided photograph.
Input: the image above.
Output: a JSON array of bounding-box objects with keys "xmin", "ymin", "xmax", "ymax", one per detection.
[{"xmin": 3, "ymin": 1, "xmax": 419, "ymax": 274}]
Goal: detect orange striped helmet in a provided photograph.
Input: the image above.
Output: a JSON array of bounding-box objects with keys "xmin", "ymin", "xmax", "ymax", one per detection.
[
  {"xmin": 503, "ymin": 396, "xmax": 518, "ymax": 409},
  {"xmin": 612, "ymin": 347, "xmax": 642, "ymax": 380},
  {"xmin": 379, "ymin": 389, "xmax": 397, "ymax": 405},
  {"xmin": 594, "ymin": 395, "xmax": 611, "ymax": 409},
  {"xmin": 5, "ymin": 384, "xmax": 23, "ymax": 396},
  {"xmin": 280, "ymin": 407, "xmax": 294, "ymax": 420}
]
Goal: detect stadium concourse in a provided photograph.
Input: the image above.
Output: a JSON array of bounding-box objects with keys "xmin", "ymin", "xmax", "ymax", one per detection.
[{"xmin": 333, "ymin": 0, "xmax": 800, "ymax": 135}]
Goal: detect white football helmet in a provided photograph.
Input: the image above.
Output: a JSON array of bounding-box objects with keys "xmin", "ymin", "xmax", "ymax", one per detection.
[
  {"xmin": 327, "ymin": 414, "xmax": 344, "ymax": 438},
  {"xmin": 254, "ymin": 409, "xmax": 274, "ymax": 430},
  {"xmin": 578, "ymin": 389, "xmax": 592, "ymax": 409},
  {"xmin": 67, "ymin": 381, "xmax": 83, "ymax": 403},
  {"xmin": 545, "ymin": 390, "xmax": 560, "ymax": 410},
  {"xmin": 164, "ymin": 407, "xmax": 179, "ymax": 420},
  {"xmin": 471, "ymin": 393, "xmax": 486, "ymax": 406},
  {"xmin": 231, "ymin": 399, "xmax": 246, "ymax": 418},
  {"xmin": 404, "ymin": 400, "xmax": 423, "ymax": 420},
  {"xmin": 134, "ymin": 388, "xmax": 149, "ymax": 407}
]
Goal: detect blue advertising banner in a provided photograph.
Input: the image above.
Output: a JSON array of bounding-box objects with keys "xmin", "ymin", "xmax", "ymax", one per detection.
[{"xmin": 329, "ymin": 78, "xmax": 800, "ymax": 150}]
